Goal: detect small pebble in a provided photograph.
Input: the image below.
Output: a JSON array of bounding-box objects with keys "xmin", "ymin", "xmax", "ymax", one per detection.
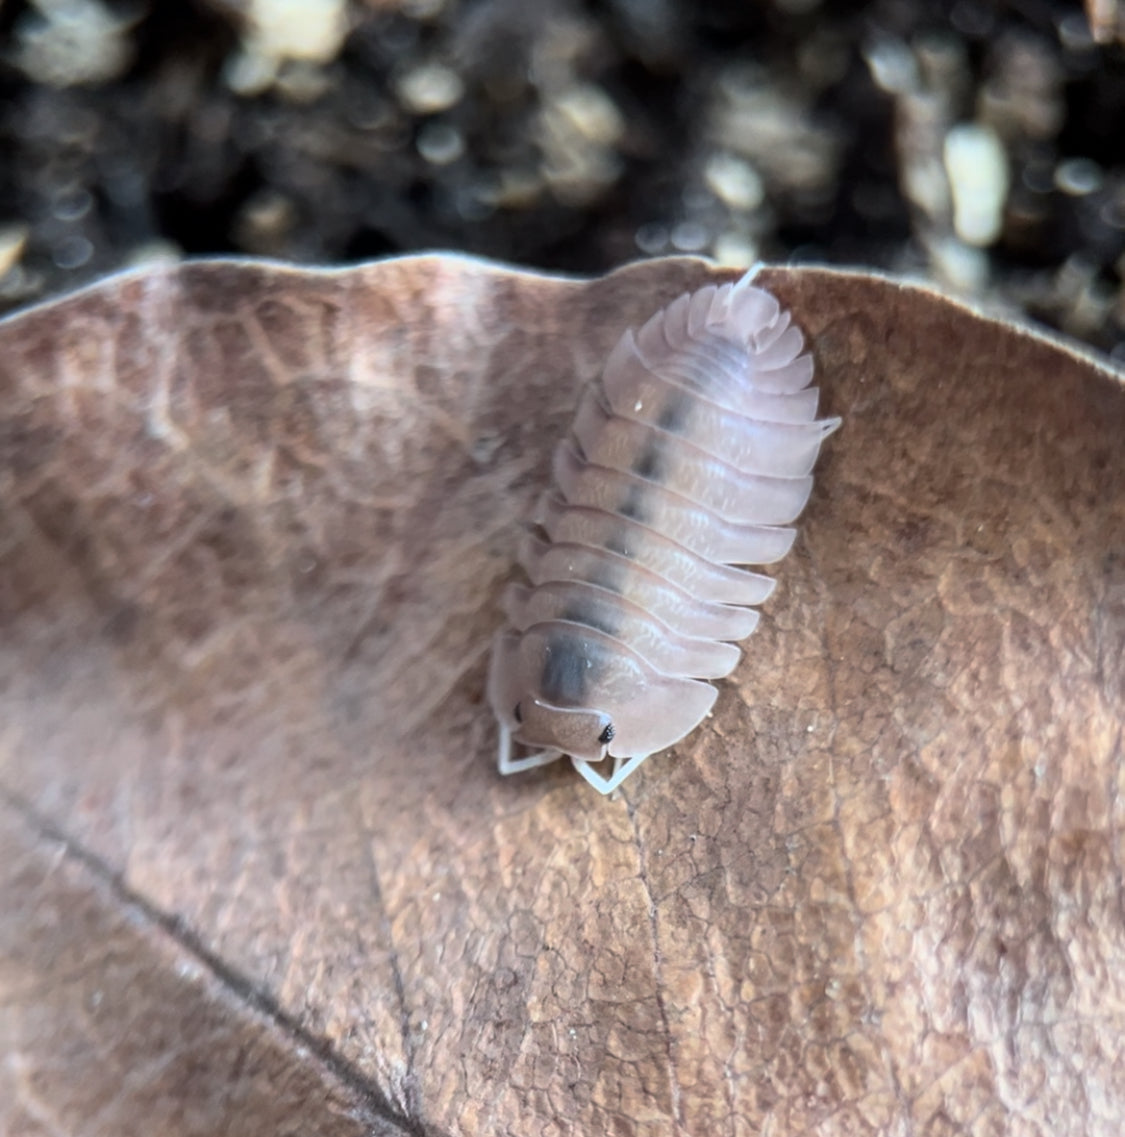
[
  {"xmin": 1054, "ymin": 158, "xmax": 1103, "ymax": 196},
  {"xmin": 634, "ymin": 223, "xmax": 669, "ymax": 255},
  {"xmin": 712, "ymin": 231, "xmax": 758, "ymax": 267},
  {"xmin": 704, "ymin": 154, "xmax": 765, "ymax": 212},
  {"xmin": 670, "ymin": 220, "xmax": 709, "ymax": 252},
  {"xmin": 417, "ymin": 122, "xmax": 465, "ymax": 165},
  {"xmin": 0, "ymin": 226, "xmax": 30, "ymax": 278},
  {"xmin": 14, "ymin": 0, "xmax": 135, "ymax": 87},
  {"xmin": 52, "ymin": 234, "xmax": 94, "ymax": 270},
  {"xmin": 395, "ymin": 62, "xmax": 465, "ymax": 115},
  {"xmin": 247, "ymin": 0, "xmax": 348, "ymax": 65},
  {"xmin": 551, "ymin": 84, "xmax": 625, "ymax": 147},
  {"xmin": 943, "ymin": 122, "xmax": 1009, "ymax": 246},
  {"xmin": 927, "ymin": 233, "xmax": 991, "ymax": 292},
  {"xmin": 234, "ymin": 191, "xmax": 297, "ymax": 254}
]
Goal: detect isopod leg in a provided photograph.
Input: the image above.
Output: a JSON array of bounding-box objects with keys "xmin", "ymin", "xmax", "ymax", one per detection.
[
  {"xmin": 503, "ymin": 748, "xmax": 565, "ymax": 774},
  {"xmin": 570, "ymin": 752, "xmax": 653, "ymax": 795},
  {"xmin": 497, "ymin": 721, "xmax": 564, "ymax": 777}
]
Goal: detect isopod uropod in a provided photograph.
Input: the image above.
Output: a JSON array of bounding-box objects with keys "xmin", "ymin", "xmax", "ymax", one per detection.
[{"xmin": 488, "ymin": 269, "xmax": 840, "ymax": 794}]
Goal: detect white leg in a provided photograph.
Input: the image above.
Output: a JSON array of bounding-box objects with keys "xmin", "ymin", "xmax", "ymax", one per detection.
[
  {"xmin": 570, "ymin": 752, "xmax": 653, "ymax": 795},
  {"xmin": 497, "ymin": 722, "xmax": 564, "ymax": 776}
]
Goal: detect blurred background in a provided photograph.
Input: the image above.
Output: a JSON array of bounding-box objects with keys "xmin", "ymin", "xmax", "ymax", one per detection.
[{"xmin": 0, "ymin": 0, "xmax": 1123, "ymax": 356}]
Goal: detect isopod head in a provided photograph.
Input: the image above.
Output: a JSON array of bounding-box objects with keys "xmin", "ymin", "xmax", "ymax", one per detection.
[{"xmin": 488, "ymin": 624, "xmax": 718, "ymax": 769}]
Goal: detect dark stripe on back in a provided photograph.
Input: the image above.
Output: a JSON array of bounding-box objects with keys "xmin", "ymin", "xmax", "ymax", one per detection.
[
  {"xmin": 618, "ymin": 485, "xmax": 647, "ymax": 522},
  {"xmin": 541, "ymin": 630, "xmax": 596, "ymax": 704},
  {"xmin": 561, "ymin": 597, "xmax": 619, "ymax": 637},
  {"xmin": 657, "ymin": 390, "xmax": 690, "ymax": 433},
  {"xmin": 631, "ymin": 436, "xmax": 665, "ymax": 481},
  {"xmin": 605, "ymin": 531, "xmax": 631, "ymax": 557}
]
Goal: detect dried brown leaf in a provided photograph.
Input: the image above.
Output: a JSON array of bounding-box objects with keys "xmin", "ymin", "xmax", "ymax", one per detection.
[{"xmin": 1, "ymin": 255, "xmax": 1123, "ymax": 1136}]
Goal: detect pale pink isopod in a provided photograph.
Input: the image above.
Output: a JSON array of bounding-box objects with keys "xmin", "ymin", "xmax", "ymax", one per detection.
[{"xmin": 488, "ymin": 270, "xmax": 840, "ymax": 794}]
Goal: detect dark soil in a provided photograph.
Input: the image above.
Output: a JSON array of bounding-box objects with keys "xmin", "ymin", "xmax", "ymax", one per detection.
[{"xmin": 1, "ymin": 0, "xmax": 1123, "ymax": 357}]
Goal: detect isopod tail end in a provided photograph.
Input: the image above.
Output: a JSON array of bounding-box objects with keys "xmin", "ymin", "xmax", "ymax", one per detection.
[{"xmin": 724, "ymin": 271, "xmax": 782, "ymax": 338}]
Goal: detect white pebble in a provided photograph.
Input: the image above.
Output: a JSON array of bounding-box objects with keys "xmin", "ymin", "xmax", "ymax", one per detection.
[
  {"xmin": 705, "ymin": 153, "xmax": 765, "ymax": 211},
  {"xmin": 943, "ymin": 123, "xmax": 1009, "ymax": 246},
  {"xmin": 249, "ymin": 0, "xmax": 347, "ymax": 64},
  {"xmin": 395, "ymin": 62, "xmax": 465, "ymax": 115}
]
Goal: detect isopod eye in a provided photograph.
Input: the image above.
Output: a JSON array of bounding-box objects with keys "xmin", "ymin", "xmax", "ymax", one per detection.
[
  {"xmin": 512, "ymin": 702, "xmax": 523, "ymax": 724},
  {"xmin": 598, "ymin": 722, "xmax": 615, "ymax": 745}
]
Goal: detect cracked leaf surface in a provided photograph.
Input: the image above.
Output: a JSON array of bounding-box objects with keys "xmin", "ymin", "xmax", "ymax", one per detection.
[{"xmin": 1, "ymin": 256, "xmax": 1123, "ymax": 1136}]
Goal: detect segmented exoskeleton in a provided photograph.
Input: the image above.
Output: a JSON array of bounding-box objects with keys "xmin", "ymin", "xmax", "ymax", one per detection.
[{"xmin": 488, "ymin": 270, "xmax": 840, "ymax": 794}]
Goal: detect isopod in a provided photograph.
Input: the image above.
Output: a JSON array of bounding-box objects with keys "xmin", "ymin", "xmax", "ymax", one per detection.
[{"xmin": 488, "ymin": 270, "xmax": 840, "ymax": 794}]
